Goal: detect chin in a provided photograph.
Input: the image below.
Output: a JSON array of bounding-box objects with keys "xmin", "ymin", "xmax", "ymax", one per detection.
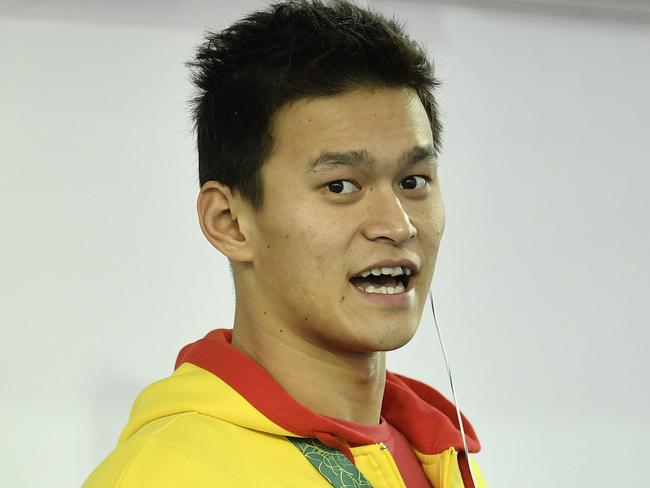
[{"xmin": 355, "ymin": 322, "xmax": 419, "ymax": 353}]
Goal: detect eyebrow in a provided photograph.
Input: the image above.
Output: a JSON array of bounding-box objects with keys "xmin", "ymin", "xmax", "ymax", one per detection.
[{"xmin": 304, "ymin": 144, "xmax": 438, "ymax": 174}]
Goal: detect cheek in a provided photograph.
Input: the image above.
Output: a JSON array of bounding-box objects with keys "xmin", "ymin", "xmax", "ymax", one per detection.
[
  {"xmin": 260, "ymin": 210, "xmax": 342, "ymax": 278},
  {"xmin": 428, "ymin": 189, "xmax": 445, "ymax": 227},
  {"xmin": 431, "ymin": 206, "xmax": 445, "ymax": 238},
  {"xmin": 411, "ymin": 199, "xmax": 444, "ymax": 238}
]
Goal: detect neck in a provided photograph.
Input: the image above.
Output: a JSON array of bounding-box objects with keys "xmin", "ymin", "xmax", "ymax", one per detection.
[{"xmin": 231, "ymin": 321, "xmax": 386, "ymax": 425}]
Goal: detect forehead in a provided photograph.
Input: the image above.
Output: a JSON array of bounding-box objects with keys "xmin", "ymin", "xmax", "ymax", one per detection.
[{"xmin": 266, "ymin": 87, "xmax": 433, "ymax": 171}]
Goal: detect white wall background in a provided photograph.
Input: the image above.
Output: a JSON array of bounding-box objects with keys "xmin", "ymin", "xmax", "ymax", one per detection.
[{"xmin": 1, "ymin": 1, "xmax": 648, "ymax": 486}]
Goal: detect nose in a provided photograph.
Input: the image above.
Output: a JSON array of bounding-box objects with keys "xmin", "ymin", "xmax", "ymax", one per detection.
[{"xmin": 361, "ymin": 188, "xmax": 417, "ymax": 244}]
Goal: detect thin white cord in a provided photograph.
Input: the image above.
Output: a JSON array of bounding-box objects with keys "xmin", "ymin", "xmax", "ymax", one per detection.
[{"xmin": 428, "ymin": 289, "xmax": 478, "ymax": 488}]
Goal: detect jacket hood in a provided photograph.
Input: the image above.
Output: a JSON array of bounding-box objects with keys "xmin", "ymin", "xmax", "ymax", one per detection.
[{"xmin": 118, "ymin": 328, "xmax": 481, "ymax": 460}]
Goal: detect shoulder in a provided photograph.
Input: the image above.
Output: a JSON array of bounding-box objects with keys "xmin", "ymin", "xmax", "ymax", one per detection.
[
  {"xmin": 81, "ymin": 412, "xmax": 318, "ymax": 487},
  {"xmin": 82, "ymin": 412, "xmax": 202, "ymax": 487}
]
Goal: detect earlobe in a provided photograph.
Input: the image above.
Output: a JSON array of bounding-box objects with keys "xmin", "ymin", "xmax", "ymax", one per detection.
[{"xmin": 196, "ymin": 181, "xmax": 254, "ymax": 263}]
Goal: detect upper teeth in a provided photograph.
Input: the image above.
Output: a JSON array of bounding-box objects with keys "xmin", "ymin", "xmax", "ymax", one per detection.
[{"xmin": 360, "ymin": 266, "xmax": 411, "ymax": 277}]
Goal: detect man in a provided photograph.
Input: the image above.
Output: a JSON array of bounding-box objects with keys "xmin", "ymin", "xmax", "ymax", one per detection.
[{"xmin": 83, "ymin": 1, "xmax": 488, "ymax": 486}]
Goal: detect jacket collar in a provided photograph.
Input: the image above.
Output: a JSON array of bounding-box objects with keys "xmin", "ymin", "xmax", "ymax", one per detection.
[{"xmin": 175, "ymin": 328, "xmax": 481, "ymax": 458}]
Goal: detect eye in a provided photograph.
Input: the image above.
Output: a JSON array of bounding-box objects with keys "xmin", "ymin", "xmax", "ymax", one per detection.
[
  {"xmin": 400, "ymin": 175, "xmax": 429, "ymax": 190},
  {"xmin": 326, "ymin": 180, "xmax": 359, "ymax": 194},
  {"xmin": 325, "ymin": 175, "xmax": 431, "ymax": 195}
]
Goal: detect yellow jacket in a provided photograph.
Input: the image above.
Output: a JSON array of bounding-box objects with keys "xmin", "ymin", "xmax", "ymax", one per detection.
[{"xmin": 83, "ymin": 329, "xmax": 488, "ymax": 487}]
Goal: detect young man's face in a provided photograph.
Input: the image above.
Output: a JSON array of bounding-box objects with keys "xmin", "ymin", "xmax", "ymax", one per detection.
[{"xmin": 240, "ymin": 86, "xmax": 444, "ymax": 353}]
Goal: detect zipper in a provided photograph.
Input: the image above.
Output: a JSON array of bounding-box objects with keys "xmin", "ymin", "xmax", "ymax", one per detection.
[
  {"xmin": 378, "ymin": 442, "xmax": 407, "ymax": 488},
  {"xmin": 446, "ymin": 447, "xmax": 457, "ymax": 486}
]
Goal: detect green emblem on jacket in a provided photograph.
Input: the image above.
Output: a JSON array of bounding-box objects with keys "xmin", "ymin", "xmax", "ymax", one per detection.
[{"xmin": 288, "ymin": 437, "xmax": 372, "ymax": 488}]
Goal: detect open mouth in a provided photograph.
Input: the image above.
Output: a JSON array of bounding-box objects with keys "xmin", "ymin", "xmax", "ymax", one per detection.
[{"xmin": 349, "ymin": 271, "xmax": 412, "ymax": 295}]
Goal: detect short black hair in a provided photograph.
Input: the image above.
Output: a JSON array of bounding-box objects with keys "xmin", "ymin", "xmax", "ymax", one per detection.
[{"xmin": 187, "ymin": 0, "xmax": 441, "ymax": 210}]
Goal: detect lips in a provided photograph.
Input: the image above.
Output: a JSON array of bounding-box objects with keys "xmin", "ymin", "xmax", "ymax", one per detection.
[
  {"xmin": 349, "ymin": 272, "xmax": 409, "ymax": 289},
  {"xmin": 349, "ymin": 258, "xmax": 419, "ymax": 279},
  {"xmin": 349, "ymin": 269, "xmax": 416, "ymax": 305}
]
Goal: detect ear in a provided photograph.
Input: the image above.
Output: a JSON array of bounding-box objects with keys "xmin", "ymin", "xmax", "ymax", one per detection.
[{"xmin": 196, "ymin": 180, "xmax": 254, "ymax": 263}]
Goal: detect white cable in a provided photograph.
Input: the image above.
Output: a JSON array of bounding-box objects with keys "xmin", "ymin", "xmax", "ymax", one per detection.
[{"xmin": 428, "ymin": 289, "xmax": 478, "ymax": 488}]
